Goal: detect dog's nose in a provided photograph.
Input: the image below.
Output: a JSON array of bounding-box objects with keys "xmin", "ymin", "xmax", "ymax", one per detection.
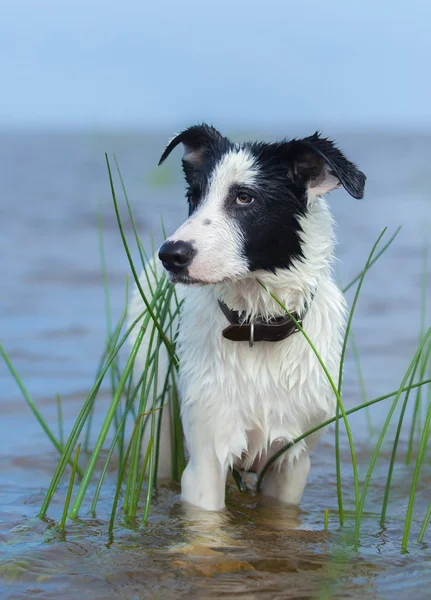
[{"xmin": 158, "ymin": 240, "xmax": 196, "ymax": 273}]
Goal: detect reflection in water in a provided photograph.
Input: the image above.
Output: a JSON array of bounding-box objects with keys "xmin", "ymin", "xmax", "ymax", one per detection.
[
  {"xmin": 170, "ymin": 506, "xmax": 255, "ymax": 577},
  {"xmin": 169, "ymin": 499, "xmax": 302, "ymax": 574}
]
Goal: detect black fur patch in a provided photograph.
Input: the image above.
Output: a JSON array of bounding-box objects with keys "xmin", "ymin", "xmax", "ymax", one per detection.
[{"xmin": 228, "ymin": 142, "xmax": 308, "ymax": 272}]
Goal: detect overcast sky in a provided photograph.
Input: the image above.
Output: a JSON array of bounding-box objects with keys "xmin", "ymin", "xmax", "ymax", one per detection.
[{"xmin": 1, "ymin": 0, "xmax": 430, "ymax": 130}]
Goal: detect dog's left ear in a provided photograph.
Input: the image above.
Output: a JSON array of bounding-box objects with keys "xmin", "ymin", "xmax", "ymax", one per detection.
[
  {"xmin": 286, "ymin": 133, "xmax": 366, "ymax": 199},
  {"xmin": 158, "ymin": 124, "xmax": 228, "ymax": 171}
]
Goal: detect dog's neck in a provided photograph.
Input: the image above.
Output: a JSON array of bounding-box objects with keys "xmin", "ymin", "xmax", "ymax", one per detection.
[{"xmin": 214, "ymin": 197, "xmax": 336, "ymax": 319}]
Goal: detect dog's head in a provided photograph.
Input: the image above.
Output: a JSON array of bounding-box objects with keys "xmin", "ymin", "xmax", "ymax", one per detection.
[{"xmin": 158, "ymin": 124, "xmax": 365, "ymax": 285}]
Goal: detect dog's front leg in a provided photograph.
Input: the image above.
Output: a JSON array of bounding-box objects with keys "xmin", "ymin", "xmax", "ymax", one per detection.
[
  {"xmin": 181, "ymin": 451, "xmax": 228, "ymax": 511},
  {"xmin": 180, "ymin": 426, "xmax": 229, "ymax": 511}
]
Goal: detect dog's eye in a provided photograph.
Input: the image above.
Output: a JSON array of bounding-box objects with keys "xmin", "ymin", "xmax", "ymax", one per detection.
[{"xmin": 236, "ymin": 192, "xmax": 254, "ymax": 205}]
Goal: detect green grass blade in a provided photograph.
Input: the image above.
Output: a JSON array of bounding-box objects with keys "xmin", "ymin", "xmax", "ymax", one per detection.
[
  {"xmin": 0, "ymin": 344, "xmax": 82, "ymax": 476},
  {"xmin": 420, "ymin": 354, "xmax": 431, "ymax": 541},
  {"xmin": 105, "ymin": 153, "xmax": 177, "ymax": 367},
  {"xmin": 124, "ymin": 324, "xmax": 158, "ymax": 515},
  {"xmin": 232, "ymin": 468, "xmax": 248, "ymax": 492},
  {"xmin": 419, "ymin": 502, "xmax": 431, "ymax": 543},
  {"xmin": 98, "ymin": 202, "xmax": 113, "ymax": 338},
  {"xmin": 135, "ymin": 436, "xmax": 154, "ymax": 515},
  {"xmin": 124, "ymin": 279, "xmax": 174, "ymax": 514},
  {"xmin": 56, "ymin": 393, "xmax": 64, "ymax": 449},
  {"xmin": 403, "ymin": 378, "xmax": 431, "ymax": 550},
  {"xmin": 38, "ymin": 307, "xmax": 147, "ymax": 518},
  {"xmin": 90, "ymin": 367, "xmax": 148, "ymax": 515},
  {"xmin": 324, "ymin": 508, "xmax": 329, "ymax": 531},
  {"xmin": 338, "ymin": 228, "xmax": 386, "ymax": 395},
  {"xmin": 114, "ymin": 155, "xmax": 147, "ymax": 269},
  {"xmin": 108, "ymin": 406, "xmax": 161, "ymax": 532},
  {"xmin": 59, "ymin": 444, "xmax": 81, "ymax": 532},
  {"xmin": 98, "ymin": 202, "xmax": 121, "ymax": 457},
  {"xmin": 143, "ymin": 337, "xmax": 160, "ymax": 524},
  {"xmin": 72, "ymin": 273, "xmax": 170, "ymax": 518},
  {"xmin": 335, "ymin": 227, "xmax": 386, "ymax": 521},
  {"xmin": 380, "ymin": 354, "xmax": 422, "ymax": 527},
  {"xmin": 350, "ymin": 331, "xmax": 373, "ymax": 436},
  {"xmin": 170, "ymin": 370, "xmax": 185, "ymax": 481},
  {"xmin": 69, "ymin": 324, "xmax": 147, "ymax": 518},
  {"xmin": 354, "ymin": 326, "xmax": 431, "ymax": 541},
  {"xmin": 84, "ymin": 343, "xmax": 110, "ymax": 452},
  {"xmin": 256, "ymin": 281, "xmax": 359, "ymax": 523},
  {"xmin": 108, "ymin": 414, "xmax": 147, "ymax": 534},
  {"xmin": 256, "ymin": 376, "xmax": 431, "ymax": 491},
  {"xmin": 406, "ymin": 231, "xmax": 429, "ymax": 464},
  {"xmin": 342, "ymin": 226, "xmax": 401, "ymax": 294},
  {"xmin": 84, "ymin": 276, "xmax": 131, "ymax": 453}
]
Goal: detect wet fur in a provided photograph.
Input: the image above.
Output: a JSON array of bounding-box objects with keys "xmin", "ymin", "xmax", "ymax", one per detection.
[{"xmin": 128, "ymin": 124, "xmax": 365, "ymax": 510}]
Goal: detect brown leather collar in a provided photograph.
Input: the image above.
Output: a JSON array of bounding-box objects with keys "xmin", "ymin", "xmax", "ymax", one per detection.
[{"xmin": 218, "ymin": 299, "xmax": 310, "ymax": 347}]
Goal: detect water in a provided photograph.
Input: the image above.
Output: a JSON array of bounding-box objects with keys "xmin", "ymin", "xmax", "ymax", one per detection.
[{"xmin": 1, "ymin": 130, "xmax": 431, "ymax": 599}]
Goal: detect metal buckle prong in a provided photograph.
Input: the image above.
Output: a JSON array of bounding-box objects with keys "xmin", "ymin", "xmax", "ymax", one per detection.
[{"xmin": 249, "ymin": 320, "xmax": 255, "ymax": 349}]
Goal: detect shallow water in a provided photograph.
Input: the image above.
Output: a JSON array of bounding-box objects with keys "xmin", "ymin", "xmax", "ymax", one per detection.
[{"xmin": 1, "ymin": 130, "xmax": 431, "ymax": 599}]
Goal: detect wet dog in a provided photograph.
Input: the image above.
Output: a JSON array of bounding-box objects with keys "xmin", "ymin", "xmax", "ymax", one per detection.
[{"xmin": 128, "ymin": 124, "xmax": 365, "ymax": 510}]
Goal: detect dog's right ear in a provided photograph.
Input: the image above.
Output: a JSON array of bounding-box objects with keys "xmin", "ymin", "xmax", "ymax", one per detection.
[
  {"xmin": 158, "ymin": 124, "xmax": 226, "ymax": 171},
  {"xmin": 285, "ymin": 133, "xmax": 366, "ymax": 199}
]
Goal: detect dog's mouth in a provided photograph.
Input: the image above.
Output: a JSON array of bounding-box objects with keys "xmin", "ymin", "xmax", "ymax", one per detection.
[
  {"xmin": 168, "ymin": 273, "xmax": 212, "ymax": 286},
  {"xmin": 168, "ymin": 272, "xmax": 234, "ymax": 286}
]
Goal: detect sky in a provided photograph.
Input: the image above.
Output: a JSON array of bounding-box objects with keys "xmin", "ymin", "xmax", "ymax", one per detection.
[{"xmin": 1, "ymin": 0, "xmax": 430, "ymax": 131}]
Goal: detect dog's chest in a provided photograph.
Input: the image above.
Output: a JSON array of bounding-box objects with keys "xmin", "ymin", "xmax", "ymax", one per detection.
[{"xmin": 175, "ymin": 287, "xmax": 339, "ymax": 428}]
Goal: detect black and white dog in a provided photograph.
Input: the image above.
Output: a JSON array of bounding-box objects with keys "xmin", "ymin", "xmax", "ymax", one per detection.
[{"xmin": 128, "ymin": 124, "xmax": 365, "ymax": 510}]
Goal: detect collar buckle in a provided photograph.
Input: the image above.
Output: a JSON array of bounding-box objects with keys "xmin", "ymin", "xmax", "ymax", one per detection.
[{"xmin": 218, "ymin": 298, "xmax": 312, "ymax": 346}]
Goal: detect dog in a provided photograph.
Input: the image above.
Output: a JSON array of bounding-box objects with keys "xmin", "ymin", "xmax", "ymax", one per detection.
[{"xmin": 128, "ymin": 124, "xmax": 365, "ymax": 511}]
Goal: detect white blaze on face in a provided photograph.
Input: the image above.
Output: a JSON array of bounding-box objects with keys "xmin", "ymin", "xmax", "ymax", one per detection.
[{"xmin": 167, "ymin": 149, "xmax": 259, "ymax": 283}]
